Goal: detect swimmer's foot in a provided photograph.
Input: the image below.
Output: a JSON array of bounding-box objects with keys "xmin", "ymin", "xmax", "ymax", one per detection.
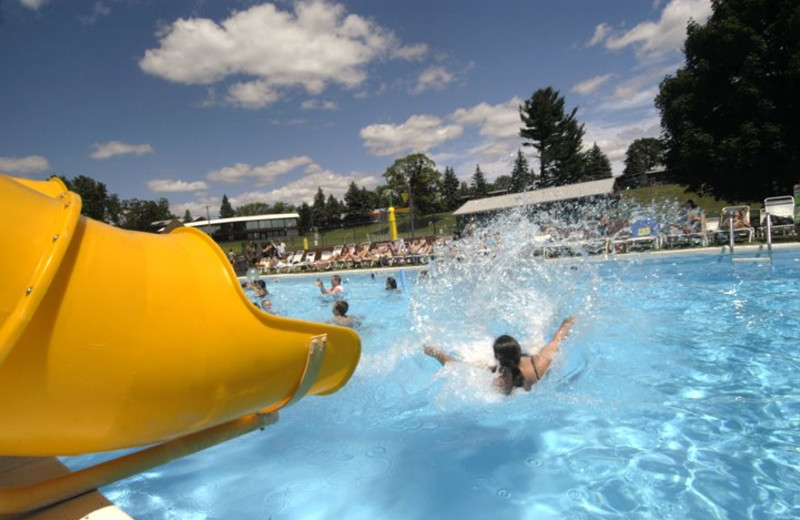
[{"xmin": 423, "ymin": 345, "xmax": 454, "ymax": 365}]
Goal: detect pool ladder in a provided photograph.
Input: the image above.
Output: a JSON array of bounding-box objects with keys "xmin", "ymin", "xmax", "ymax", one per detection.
[{"xmin": 729, "ymin": 212, "xmax": 772, "ymax": 263}]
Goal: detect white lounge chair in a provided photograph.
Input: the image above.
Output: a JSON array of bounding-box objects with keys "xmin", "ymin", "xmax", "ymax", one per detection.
[{"xmin": 759, "ymin": 196, "xmax": 796, "ymax": 239}]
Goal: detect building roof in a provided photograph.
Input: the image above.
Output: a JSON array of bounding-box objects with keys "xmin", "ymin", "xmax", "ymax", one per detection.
[
  {"xmin": 183, "ymin": 213, "xmax": 299, "ymax": 227},
  {"xmin": 453, "ymin": 178, "xmax": 616, "ymax": 216}
]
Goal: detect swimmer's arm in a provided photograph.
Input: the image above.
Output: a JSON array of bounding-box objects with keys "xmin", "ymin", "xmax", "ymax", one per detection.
[
  {"xmin": 423, "ymin": 346, "xmax": 457, "ymax": 366},
  {"xmin": 532, "ymin": 317, "xmax": 575, "ymax": 378}
]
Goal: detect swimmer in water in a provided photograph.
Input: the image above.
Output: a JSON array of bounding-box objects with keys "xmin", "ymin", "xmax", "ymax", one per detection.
[
  {"xmin": 385, "ymin": 276, "xmax": 398, "ymax": 290},
  {"xmin": 331, "ymin": 300, "xmax": 358, "ymax": 327},
  {"xmin": 423, "ymin": 317, "xmax": 576, "ymax": 394}
]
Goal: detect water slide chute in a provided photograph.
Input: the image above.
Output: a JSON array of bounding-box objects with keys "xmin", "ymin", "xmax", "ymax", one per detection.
[{"xmin": 0, "ymin": 174, "xmax": 361, "ymax": 457}]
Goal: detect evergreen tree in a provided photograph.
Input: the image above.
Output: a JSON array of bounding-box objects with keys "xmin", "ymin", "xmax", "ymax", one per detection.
[
  {"xmin": 656, "ymin": 0, "xmax": 800, "ymax": 200},
  {"xmin": 519, "ymin": 87, "xmax": 586, "ymax": 187},
  {"xmin": 471, "ymin": 165, "xmax": 489, "ymax": 197},
  {"xmin": 182, "ymin": 209, "xmax": 192, "ymax": 222},
  {"xmin": 219, "ymin": 194, "xmax": 235, "ymax": 219},
  {"xmin": 580, "ymin": 143, "xmax": 613, "ymax": 181},
  {"xmin": 510, "ymin": 150, "xmax": 533, "ymax": 192},
  {"xmin": 311, "ymin": 188, "xmax": 326, "ymax": 229},
  {"xmin": 457, "ymin": 181, "xmax": 471, "ymax": 200},
  {"xmin": 324, "ymin": 193, "xmax": 342, "ymax": 228},
  {"xmin": 297, "ymin": 202, "xmax": 312, "ymax": 234},
  {"xmin": 440, "ymin": 166, "xmax": 461, "ymax": 210}
]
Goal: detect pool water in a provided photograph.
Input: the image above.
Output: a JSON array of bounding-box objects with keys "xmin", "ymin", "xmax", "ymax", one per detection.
[{"xmin": 67, "ymin": 240, "xmax": 800, "ymax": 519}]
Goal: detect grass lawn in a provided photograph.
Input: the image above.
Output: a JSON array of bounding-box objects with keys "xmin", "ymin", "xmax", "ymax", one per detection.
[{"xmin": 619, "ymin": 184, "xmax": 760, "ymax": 218}]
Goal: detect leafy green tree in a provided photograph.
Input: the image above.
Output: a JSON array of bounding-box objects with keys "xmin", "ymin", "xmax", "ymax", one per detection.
[
  {"xmin": 119, "ymin": 197, "xmax": 174, "ymax": 232},
  {"xmin": 519, "ymin": 87, "xmax": 586, "ymax": 187},
  {"xmin": 440, "ymin": 166, "xmax": 461, "ymax": 211},
  {"xmin": 656, "ymin": 0, "xmax": 800, "ymax": 201},
  {"xmin": 510, "ymin": 150, "xmax": 533, "ymax": 192},
  {"xmin": 620, "ymin": 138, "xmax": 665, "ymax": 188},
  {"xmin": 471, "ymin": 165, "xmax": 488, "ymax": 197},
  {"xmin": 271, "ymin": 201, "xmax": 295, "ymax": 214},
  {"xmin": 580, "ymin": 143, "xmax": 613, "ymax": 181},
  {"xmin": 60, "ymin": 174, "xmax": 121, "ymax": 224},
  {"xmin": 492, "ymin": 175, "xmax": 513, "ymax": 192},
  {"xmin": 219, "ymin": 194, "xmax": 235, "ymax": 219},
  {"xmin": 382, "ymin": 153, "xmax": 442, "ymax": 215},
  {"xmin": 235, "ymin": 202, "xmax": 272, "ymax": 216}
]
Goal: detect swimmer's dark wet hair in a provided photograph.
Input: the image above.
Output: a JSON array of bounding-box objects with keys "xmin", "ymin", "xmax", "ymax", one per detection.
[
  {"xmin": 333, "ymin": 300, "xmax": 349, "ymax": 316},
  {"xmin": 493, "ymin": 335, "xmax": 524, "ymax": 393},
  {"xmin": 386, "ymin": 277, "xmax": 397, "ymax": 289}
]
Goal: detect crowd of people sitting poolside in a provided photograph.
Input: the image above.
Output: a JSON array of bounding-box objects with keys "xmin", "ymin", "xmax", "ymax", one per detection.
[{"xmin": 238, "ymin": 237, "xmax": 440, "ymax": 274}]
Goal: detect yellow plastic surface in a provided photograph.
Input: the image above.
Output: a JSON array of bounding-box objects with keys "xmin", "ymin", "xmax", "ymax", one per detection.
[{"xmin": 0, "ymin": 174, "xmax": 361, "ymax": 456}]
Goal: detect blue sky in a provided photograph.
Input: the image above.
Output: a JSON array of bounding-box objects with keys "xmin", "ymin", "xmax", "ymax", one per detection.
[{"xmin": 0, "ymin": 0, "xmax": 711, "ymax": 218}]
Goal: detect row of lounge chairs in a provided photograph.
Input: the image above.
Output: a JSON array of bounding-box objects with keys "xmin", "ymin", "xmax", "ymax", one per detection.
[
  {"xmin": 255, "ymin": 238, "xmax": 437, "ymax": 274},
  {"xmin": 616, "ymin": 196, "xmax": 797, "ymax": 253},
  {"xmin": 538, "ymin": 195, "xmax": 796, "ymax": 256}
]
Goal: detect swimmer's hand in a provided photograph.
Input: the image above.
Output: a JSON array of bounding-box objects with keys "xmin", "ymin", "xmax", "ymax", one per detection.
[
  {"xmin": 554, "ymin": 316, "xmax": 576, "ymax": 341},
  {"xmin": 423, "ymin": 345, "xmax": 455, "ymax": 366}
]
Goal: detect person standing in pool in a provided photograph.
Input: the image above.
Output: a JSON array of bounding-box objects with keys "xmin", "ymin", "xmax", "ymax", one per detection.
[
  {"xmin": 423, "ymin": 317, "xmax": 576, "ymax": 394},
  {"xmin": 316, "ymin": 274, "xmax": 344, "ymax": 294}
]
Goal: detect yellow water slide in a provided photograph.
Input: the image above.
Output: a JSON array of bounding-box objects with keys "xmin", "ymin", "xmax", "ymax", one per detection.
[{"xmin": 0, "ymin": 174, "xmax": 361, "ymax": 457}]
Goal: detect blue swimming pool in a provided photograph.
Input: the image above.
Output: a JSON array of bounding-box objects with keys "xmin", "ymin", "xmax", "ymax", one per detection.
[{"xmin": 67, "ymin": 241, "xmax": 800, "ymax": 519}]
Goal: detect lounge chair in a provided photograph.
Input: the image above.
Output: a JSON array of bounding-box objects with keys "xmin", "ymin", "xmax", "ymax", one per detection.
[
  {"xmin": 297, "ymin": 251, "xmax": 316, "ymax": 271},
  {"xmin": 718, "ymin": 206, "xmax": 754, "ymax": 244},
  {"xmin": 282, "ymin": 250, "xmax": 305, "ymax": 273},
  {"xmin": 759, "ymin": 196, "xmax": 796, "ymax": 239},
  {"xmin": 614, "ymin": 212, "xmax": 661, "ymax": 252}
]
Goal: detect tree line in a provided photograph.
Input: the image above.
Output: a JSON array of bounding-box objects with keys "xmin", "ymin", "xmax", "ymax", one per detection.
[{"xmin": 58, "ymin": 86, "xmax": 615, "ymax": 233}]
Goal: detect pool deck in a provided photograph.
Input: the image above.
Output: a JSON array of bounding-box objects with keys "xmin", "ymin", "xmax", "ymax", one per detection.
[{"xmin": 0, "ymin": 456, "xmax": 132, "ymax": 520}]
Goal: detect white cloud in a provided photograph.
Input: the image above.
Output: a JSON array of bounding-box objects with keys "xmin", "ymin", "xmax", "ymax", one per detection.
[
  {"xmin": 139, "ymin": 1, "xmax": 426, "ymax": 108},
  {"xmin": 360, "ymin": 115, "xmax": 463, "ymax": 156},
  {"xmin": 0, "ymin": 155, "xmax": 50, "ymax": 174},
  {"xmin": 146, "ymin": 179, "xmax": 209, "ymax": 193},
  {"xmin": 300, "ymin": 99, "xmax": 340, "ymax": 110},
  {"xmin": 411, "ymin": 66, "xmax": 454, "ymax": 94},
  {"xmin": 587, "ymin": 23, "xmax": 612, "ymax": 47},
  {"xmin": 571, "ymin": 74, "xmax": 614, "ymax": 95},
  {"xmin": 90, "ymin": 141, "xmax": 153, "ymax": 159},
  {"xmin": 206, "ymin": 156, "xmax": 314, "ymax": 185},
  {"xmin": 18, "ymin": 0, "xmax": 46, "ymax": 9},
  {"xmin": 226, "ymin": 80, "xmax": 280, "ymax": 109},
  {"xmin": 448, "ymin": 97, "xmax": 522, "ymax": 140},
  {"xmin": 392, "ymin": 43, "xmax": 428, "ymax": 61},
  {"xmin": 605, "ymin": 0, "xmax": 712, "ymax": 59}
]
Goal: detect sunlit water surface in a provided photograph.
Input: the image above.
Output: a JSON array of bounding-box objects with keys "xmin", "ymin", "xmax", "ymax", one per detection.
[{"xmin": 65, "ymin": 215, "xmax": 800, "ymax": 519}]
